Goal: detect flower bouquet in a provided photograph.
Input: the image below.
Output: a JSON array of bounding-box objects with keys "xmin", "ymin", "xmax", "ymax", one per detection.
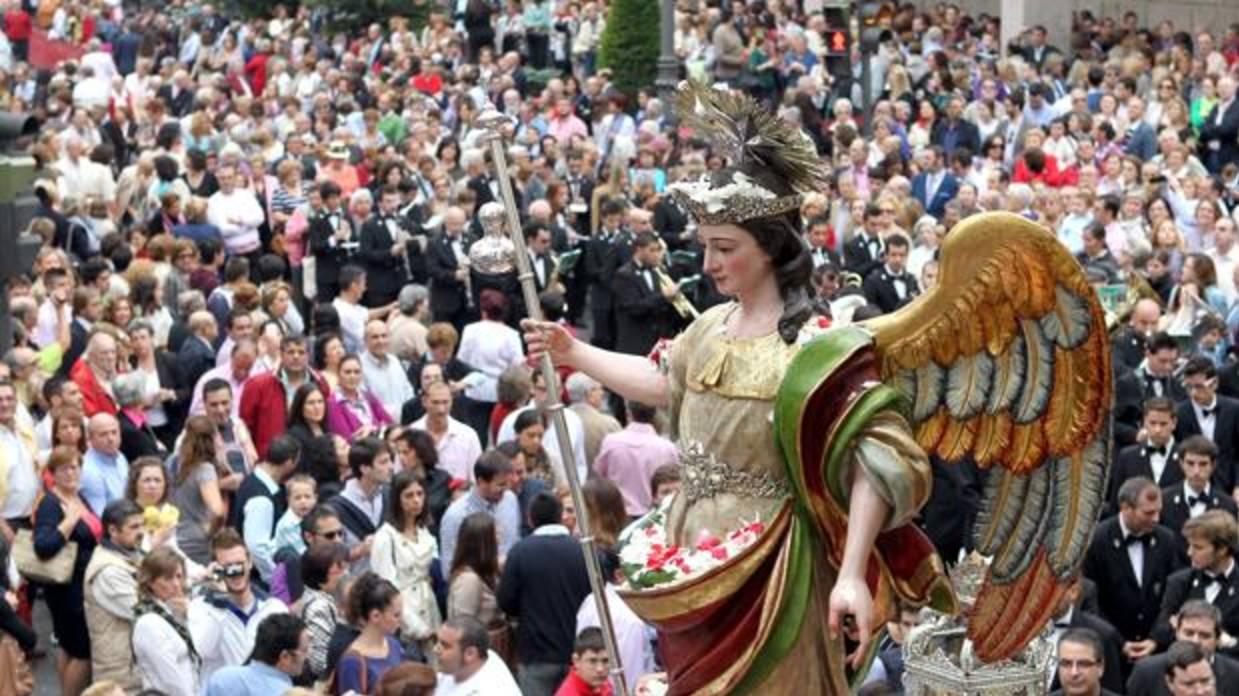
[{"xmin": 618, "ymin": 495, "xmax": 766, "ymax": 591}]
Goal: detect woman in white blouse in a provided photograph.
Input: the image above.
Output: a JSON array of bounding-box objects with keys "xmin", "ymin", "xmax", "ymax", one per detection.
[
  {"xmin": 370, "ymin": 470, "xmax": 441, "ymax": 653},
  {"xmin": 131, "ymin": 547, "xmax": 199, "ymax": 696},
  {"xmin": 456, "ymin": 289, "xmax": 525, "ymax": 443}
]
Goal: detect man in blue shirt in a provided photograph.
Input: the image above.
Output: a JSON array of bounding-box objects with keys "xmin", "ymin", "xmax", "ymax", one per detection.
[
  {"xmin": 438, "ymin": 449, "xmax": 521, "ymax": 575},
  {"xmin": 81, "ymin": 413, "xmax": 129, "ymax": 514},
  {"xmin": 203, "ymin": 613, "xmax": 308, "ymax": 696}
]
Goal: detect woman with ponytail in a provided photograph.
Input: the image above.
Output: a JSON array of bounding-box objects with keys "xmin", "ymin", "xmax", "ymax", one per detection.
[{"xmin": 522, "ymin": 82, "xmax": 942, "ymax": 694}]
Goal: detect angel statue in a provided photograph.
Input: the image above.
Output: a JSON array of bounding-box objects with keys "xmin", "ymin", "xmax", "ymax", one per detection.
[{"xmin": 523, "ymin": 81, "xmax": 1112, "ymax": 695}]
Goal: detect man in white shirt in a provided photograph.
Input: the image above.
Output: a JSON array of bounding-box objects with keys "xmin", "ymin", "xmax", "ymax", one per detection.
[
  {"xmin": 1209, "ymin": 218, "xmax": 1239, "ymax": 302},
  {"xmin": 188, "ymin": 529, "xmax": 288, "ymax": 683},
  {"xmin": 412, "ymin": 381, "xmax": 482, "ymax": 483},
  {"xmin": 434, "ymin": 617, "xmax": 521, "ymax": 696},
  {"xmin": 56, "ymin": 132, "xmax": 116, "ymax": 209},
  {"xmin": 361, "ymin": 319, "xmax": 415, "ymax": 420},
  {"xmin": 577, "ymin": 550, "xmax": 655, "ymax": 690},
  {"xmin": 0, "ymin": 381, "xmax": 37, "ymax": 545},
  {"xmin": 332, "ymin": 265, "xmax": 389, "ymax": 354},
  {"xmin": 207, "ymin": 165, "xmax": 265, "ymax": 257}
]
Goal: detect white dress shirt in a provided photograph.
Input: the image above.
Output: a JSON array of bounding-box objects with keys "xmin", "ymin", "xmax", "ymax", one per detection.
[
  {"xmin": 207, "ymin": 189, "xmax": 265, "ymax": 255},
  {"xmin": 1149, "ymin": 438, "xmax": 1174, "ymax": 484},
  {"xmin": 360, "ymin": 351, "xmax": 415, "ymax": 421},
  {"xmin": 1118, "ymin": 515, "xmax": 1145, "ymax": 587},
  {"xmin": 1194, "ymin": 398, "xmax": 1218, "ymax": 441},
  {"xmin": 412, "ymin": 415, "xmax": 483, "ymax": 483},
  {"xmin": 435, "ymin": 650, "xmax": 521, "ymax": 695}
]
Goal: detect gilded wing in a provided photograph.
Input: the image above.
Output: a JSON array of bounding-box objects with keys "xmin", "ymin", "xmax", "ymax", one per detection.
[{"xmin": 863, "ymin": 212, "xmax": 1112, "ymax": 663}]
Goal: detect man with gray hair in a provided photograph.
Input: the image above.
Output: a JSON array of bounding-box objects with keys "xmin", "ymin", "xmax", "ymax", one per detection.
[
  {"xmin": 389, "ymin": 284, "xmax": 430, "ymax": 361},
  {"xmin": 71, "ymin": 330, "xmax": 120, "ymax": 417},
  {"xmin": 565, "ymin": 372, "xmax": 620, "ymax": 473}
]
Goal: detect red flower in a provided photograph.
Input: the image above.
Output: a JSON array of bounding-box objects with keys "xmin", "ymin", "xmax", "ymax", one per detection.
[{"xmin": 710, "ymin": 546, "xmax": 729, "ymax": 561}]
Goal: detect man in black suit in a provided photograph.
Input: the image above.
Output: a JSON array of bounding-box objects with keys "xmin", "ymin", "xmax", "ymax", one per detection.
[
  {"xmin": 1160, "ymin": 437, "xmax": 1239, "ymax": 547},
  {"xmin": 1020, "ymin": 25, "xmax": 1062, "ymax": 69},
  {"xmin": 1176, "ymin": 357, "xmax": 1239, "ymax": 495},
  {"xmin": 1112, "ymin": 298, "xmax": 1163, "ymax": 375},
  {"xmin": 1084, "ymin": 478, "xmax": 1181, "ymax": 667},
  {"xmin": 466, "ymin": 153, "xmax": 523, "ymax": 211},
  {"xmin": 1048, "ymin": 581, "xmax": 1126, "ymax": 695},
  {"xmin": 358, "ymin": 186, "xmax": 413, "ymax": 308},
  {"xmin": 425, "ymin": 206, "xmax": 473, "ymax": 331},
  {"xmin": 1153, "ymin": 511, "xmax": 1239, "ymax": 650},
  {"xmin": 805, "ymin": 217, "xmax": 841, "ymax": 270},
  {"xmin": 59, "ymin": 286, "xmax": 101, "ymax": 380},
  {"xmin": 1128, "ymin": 602, "xmax": 1239, "ymax": 696},
  {"xmin": 1110, "ymin": 397, "xmax": 1183, "ymax": 514},
  {"xmin": 862, "ymin": 233, "xmax": 920, "ymax": 315},
  {"xmin": 612, "ymin": 232, "xmax": 681, "ymax": 358},
  {"xmin": 842, "ymin": 201, "xmax": 886, "ymax": 279},
  {"xmin": 525, "ymin": 222, "xmax": 557, "ymax": 296},
  {"xmin": 176, "ymin": 310, "xmax": 219, "ymax": 395},
  {"xmin": 1115, "ymin": 332, "xmax": 1187, "ymax": 447},
  {"xmin": 308, "ymin": 181, "xmax": 357, "ymax": 304},
  {"xmin": 1051, "ymin": 628, "xmax": 1122, "ymax": 696},
  {"xmin": 584, "ymin": 198, "xmax": 633, "ymax": 351},
  {"xmin": 156, "ymin": 69, "xmax": 195, "ymax": 117},
  {"xmin": 1200, "ymin": 75, "xmax": 1239, "ymax": 174}
]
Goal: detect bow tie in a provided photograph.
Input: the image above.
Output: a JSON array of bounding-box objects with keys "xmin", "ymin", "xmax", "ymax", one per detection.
[
  {"xmin": 1147, "ymin": 445, "xmax": 1167, "ymax": 456},
  {"xmin": 1125, "ymin": 533, "xmax": 1151, "ymax": 547},
  {"xmin": 1200, "ymin": 571, "xmax": 1222, "ymax": 588},
  {"xmin": 1188, "ymin": 493, "xmax": 1209, "ymax": 508},
  {"xmin": 1202, "ymin": 407, "xmax": 1217, "ymax": 418}
]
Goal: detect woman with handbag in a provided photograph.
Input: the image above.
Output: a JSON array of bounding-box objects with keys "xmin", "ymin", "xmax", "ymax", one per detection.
[
  {"xmin": 446, "ymin": 512, "xmax": 512, "ymax": 664},
  {"xmin": 32, "ymin": 446, "xmax": 102, "ymax": 696}
]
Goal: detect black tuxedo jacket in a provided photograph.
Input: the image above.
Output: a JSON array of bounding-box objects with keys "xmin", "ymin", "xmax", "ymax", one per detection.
[
  {"xmin": 585, "ymin": 229, "xmax": 634, "ymax": 304},
  {"xmin": 612, "ymin": 261, "xmax": 680, "ymax": 357},
  {"xmin": 1048, "ymin": 610, "xmax": 1125, "ymax": 695},
  {"xmin": 1083, "ymin": 515, "xmax": 1180, "ymax": 643},
  {"xmin": 426, "ymin": 234, "xmax": 468, "ymax": 318},
  {"xmin": 1159, "ymin": 484, "xmax": 1239, "ymax": 544},
  {"xmin": 862, "ymin": 266, "xmax": 921, "ymax": 314},
  {"xmin": 1126, "ymin": 651, "xmax": 1239, "ymax": 696},
  {"xmin": 1108, "ymin": 442, "xmax": 1184, "ymax": 515},
  {"xmin": 529, "ymin": 252, "xmax": 556, "ymax": 295},
  {"xmin": 308, "ymin": 210, "xmax": 357, "ymax": 297},
  {"xmin": 842, "ymin": 232, "xmax": 883, "ymax": 279},
  {"xmin": 1175, "ymin": 395, "xmax": 1239, "ymax": 492},
  {"xmin": 1114, "ymin": 368, "xmax": 1188, "ymax": 448},
  {"xmin": 1220, "ymin": 360, "xmax": 1239, "ymax": 400},
  {"xmin": 1154, "ymin": 564, "xmax": 1239, "ymax": 649},
  {"xmin": 1112, "ymin": 327, "xmax": 1147, "ymax": 374},
  {"xmin": 358, "ymin": 214, "xmax": 411, "ymax": 306},
  {"xmin": 467, "ymin": 174, "xmax": 523, "ymax": 211}
]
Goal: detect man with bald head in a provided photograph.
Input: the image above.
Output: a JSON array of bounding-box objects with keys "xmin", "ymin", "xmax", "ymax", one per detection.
[
  {"xmin": 1113, "ymin": 298, "xmax": 1162, "ymax": 373},
  {"xmin": 82, "ymin": 413, "xmax": 129, "ymax": 514},
  {"xmin": 190, "ymin": 338, "xmax": 260, "ymax": 419},
  {"xmin": 427, "ymin": 206, "xmax": 473, "ymax": 330},
  {"xmin": 1201, "ymin": 75, "xmax": 1239, "ymax": 174},
  {"xmin": 71, "ymin": 331, "xmax": 120, "ymax": 417},
  {"xmin": 178, "ymin": 310, "xmax": 220, "ymax": 395}
]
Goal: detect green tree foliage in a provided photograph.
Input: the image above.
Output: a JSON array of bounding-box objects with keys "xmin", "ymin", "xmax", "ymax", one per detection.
[{"xmin": 597, "ymin": 0, "xmax": 660, "ymax": 97}]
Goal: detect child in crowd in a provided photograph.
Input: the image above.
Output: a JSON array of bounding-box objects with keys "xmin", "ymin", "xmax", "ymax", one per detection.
[{"xmin": 273, "ymin": 473, "xmax": 318, "ymax": 555}]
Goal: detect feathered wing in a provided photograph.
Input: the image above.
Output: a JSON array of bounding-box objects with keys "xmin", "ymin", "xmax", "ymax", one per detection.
[{"xmin": 863, "ymin": 212, "xmax": 1113, "ymax": 663}]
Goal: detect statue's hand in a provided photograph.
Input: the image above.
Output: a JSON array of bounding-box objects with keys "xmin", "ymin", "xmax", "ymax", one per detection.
[
  {"xmin": 828, "ymin": 574, "xmax": 875, "ymax": 670},
  {"xmin": 521, "ymin": 319, "xmax": 576, "ymax": 367}
]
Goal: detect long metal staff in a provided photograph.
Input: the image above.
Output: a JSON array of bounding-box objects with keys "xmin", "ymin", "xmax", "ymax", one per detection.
[{"xmin": 476, "ymin": 108, "xmax": 630, "ymax": 696}]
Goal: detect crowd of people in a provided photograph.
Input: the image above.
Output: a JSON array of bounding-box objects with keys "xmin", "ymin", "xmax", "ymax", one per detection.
[{"xmin": 0, "ymin": 0, "xmax": 1236, "ymax": 695}]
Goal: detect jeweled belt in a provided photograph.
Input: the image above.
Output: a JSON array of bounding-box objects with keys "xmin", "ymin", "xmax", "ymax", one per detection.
[{"xmin": 680, "ymin": 441, "xmax": 792, "ymax": 505}]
